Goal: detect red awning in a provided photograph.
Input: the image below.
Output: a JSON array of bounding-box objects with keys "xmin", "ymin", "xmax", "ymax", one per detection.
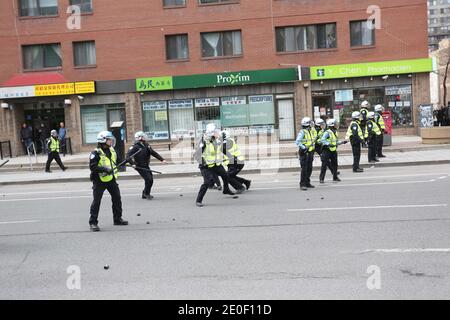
[{"xmin": 1, "ymin": 73, "xmax": 69, "ymax": 87}]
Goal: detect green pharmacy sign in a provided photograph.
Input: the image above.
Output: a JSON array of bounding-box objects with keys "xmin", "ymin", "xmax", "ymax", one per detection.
[
  {"xmin": 311, "ymin": 58, "xmax": 434, "ymax": 80},
  {"xmin": 136, "ymin": 77, "xmax": 173, "ymax": 91}
]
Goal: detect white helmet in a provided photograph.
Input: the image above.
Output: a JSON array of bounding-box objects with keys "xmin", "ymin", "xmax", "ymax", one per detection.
[
  {"xmin": 205, "ymin": 123, "xmax": 216, "ymax": 135},
  {"xmin": 351, "ymin": 111, "xmax": 361, "ymax": 119},
  {"xmin": 368, "ymin": 111, "xmax": 375, "ymax": 119},
  {"xmin": 361, "ymin": 100, "xmax": 370, "ymax": 109},
  {"xmin": 134, "ymin": 131, "xmax": 149, "ymax": 141},
  {"xmin": 315, "ymin": 118, "xmax": 325, "ymax": 126},
  {"xmin": 301, "ymin": 117, "xmax": 311, "ymax": 127},
  {"xmin": 327, "ymin": 119, "xmax": 337, "ymax": 127},
  {"xmin": 50, "ymin": 129, "xmax": 58, "ymax": 137},
  {"xmin": 97, "ymin": 131, "xmax": 114, "ymax": 144},
  {"xmin": 374, "ymin": 104, "xmax": 384, "ymax": 112}
]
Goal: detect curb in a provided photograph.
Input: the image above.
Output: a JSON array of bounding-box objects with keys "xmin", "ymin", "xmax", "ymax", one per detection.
[{"xmin": 1, "ymin": 159, "xmax": 450, "ymax": 186}]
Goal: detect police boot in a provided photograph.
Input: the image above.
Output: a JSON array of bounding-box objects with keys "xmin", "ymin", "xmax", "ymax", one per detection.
[
  {"xmin": 113, "ymin": 218, "xmax": 128, "ymax": 226},
  {"xmin": 90, "ymin": 224, "xmax": 100, "ymax": 232},
  {"xmin": 353, "ymin": 168, "xmax": 364, "ymax": 173},
  {"xmin": 244, "ymin": 180, "xmax": 251, "ymax": 190}
]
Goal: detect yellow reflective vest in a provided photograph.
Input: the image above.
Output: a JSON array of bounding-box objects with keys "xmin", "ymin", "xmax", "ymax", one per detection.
[
  {"xmin": 97, "ymin": 147, "xmax": 118, "ymax": 182},
  {"xmin": 49, "ymin": 137, "xmax": 60, "ymax": 152},
  {"xmin": 346, "ymin": 120, "xmax": 365, "ymax": 141}
]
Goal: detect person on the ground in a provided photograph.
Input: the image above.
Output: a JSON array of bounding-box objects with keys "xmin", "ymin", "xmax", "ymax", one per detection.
[{"xmin": 88, "ymin": 131, "xmax": 128, "ymax": 232}]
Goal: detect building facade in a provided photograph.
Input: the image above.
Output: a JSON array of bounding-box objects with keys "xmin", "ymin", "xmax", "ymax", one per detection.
[
  {"xmin": 0, "ymin": 0, "xmax": 431, "ymax": 156},
  {"xmin": 428, "ymin": 0, "xmax": 450, "ymax": 51}
]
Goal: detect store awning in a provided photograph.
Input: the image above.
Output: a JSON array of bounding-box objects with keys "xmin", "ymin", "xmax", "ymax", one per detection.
[{"xmin": 1, "ymin": 72, "xmax": 69, "ymax": 87}]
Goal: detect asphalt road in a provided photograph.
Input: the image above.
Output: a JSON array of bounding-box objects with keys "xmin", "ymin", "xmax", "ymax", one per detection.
[{"xmin": 0, "ymin": 164, "xmax": 449, "ymax": 299}]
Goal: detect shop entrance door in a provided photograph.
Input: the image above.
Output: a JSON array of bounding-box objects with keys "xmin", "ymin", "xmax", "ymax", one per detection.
[
  {"xmin": 277, "ymin": 99, "xmax": 295, "ymax": 140},
  {"xmin": 312, "ymin": 95, "xmax": 333, "ymax": 119}
]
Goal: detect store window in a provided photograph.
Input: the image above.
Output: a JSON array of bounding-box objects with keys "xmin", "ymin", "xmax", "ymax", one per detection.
[
  {"xmin": 168, "ymin": 99, "xmax": 195, "ymax": 140},
  {"xmin": 385, "ymin": 85, "xmax": 413, "ymax": 126},
  {"xmin": 194, "ymin": 98, "xmax": 221, "ymax": 137},
  {"xmin": 81, "ymin": 104, "xmax": 126, "ymax": 144},
  {"xmin": 142, "ymin": 101, "xmax": 169, "ymax": 140}
]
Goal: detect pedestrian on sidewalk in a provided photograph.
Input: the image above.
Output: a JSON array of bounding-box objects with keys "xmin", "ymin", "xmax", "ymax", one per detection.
[
  {"xmin": 37, "ymin": 123, "xmax": 49, "ymax": 154},
  {"xmin": 374, "ymin": 104, "xmax": 387, "ymax": 158},
  {"xmin": 319, "ymin": 119, "xmax": 347, "ymax": 183},
  {"xmin": 58, "ymin": 122, "xmax": 67, "ymax": 156},
  {"xmin": 20, "ymin": 123, "xmax": 33, "ymax": 155},
  {"xmin": 366, "ymin": 112, "xmax": 382, "ymax": 163},
  {"xmin": 88, "ymin": 131, "xmax": 128, "ymax": 232},
  {"xmin": 345, "ymin": 111, "xmax": 365, "ymax": 173},
  {"xmin": 295, "ymin": 117, "xmax": 315, "ymax": 190},
  {"xmin": 221, "ymin": 130, "xmax": 251, "ymax": 191},
  {"xmin": 127, "ymin": 131, "xmax": 168, "ymax": 200},
  {"xmin": 45, "ymin": 130, "xmax": 67, "ymax": 173}
]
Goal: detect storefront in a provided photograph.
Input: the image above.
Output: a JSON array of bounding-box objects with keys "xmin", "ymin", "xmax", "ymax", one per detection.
[
  {"xmin": 309, "ymin": 58, "xmax": 433, "ymax": 132},
  {"xmin": 137, "ymin": 68, "xmax": 299, "ymax": 142},
  {"xmin": 0, "ymin": 80, "xmax": 96, "ymax": 155}
]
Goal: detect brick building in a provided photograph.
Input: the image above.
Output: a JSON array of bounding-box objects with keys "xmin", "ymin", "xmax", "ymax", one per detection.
[{"xmin": 0, "ymin": 0, "xmax": 432, "ymax": 156}]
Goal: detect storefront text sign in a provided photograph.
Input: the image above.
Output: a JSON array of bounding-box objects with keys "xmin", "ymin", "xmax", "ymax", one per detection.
[
  {"xmin": 35, "ymin": 83, "xmax": 75, "ymax": 96},
  {"xmin": 311, "ymin": 58, "xmax": 433, "ymax": 80},
  {"xmin": 385, "ymin": 85, "xmax": 412, "ymax": 96},
  {"xmin": 75, "ymin": 81, "xmax": 96, "ymax": 94},
  {"xmin": 136, "ymin": 77, "xmax": 173, "ymax": 91},
  {"xmin": 0, "ymin": 81, "xmax": 96, "ymax": 98},
  {"xmin": 334, "ymin": 90, "xmax": 353, "ymax": 102},
  {"xmin": 195, "ymin": 98, "xmax": 220, "ymax": 107},
  {"xmin": 0, "ymin": 86, "xmax": 35, "ymax": 99}
]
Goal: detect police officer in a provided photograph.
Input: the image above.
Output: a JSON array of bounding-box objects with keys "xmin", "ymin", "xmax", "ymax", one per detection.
[
  {"xmin": 295, "ymin": 117, "xmax": 315, "ymax": 190},
  {"xmin": 127, "ymin": 131, "xmax": 168, "ymax": 200},
  {"xmin": 319, "ymin": 119, "xmax": 347, "ymax": 183},
  {"xmin": 221, "ymin": 130, "xmax": 251, "ymax": 190},
  {"xmin": 45, "ymin": 130, "xmax": 67, "ymax": 173},
  {"xmin": 374, "ymin": 104, "xmax": 387, "ymax": 158},
  {"xmin": 345, "ymin": 111, "xmax": 365, "ymax": 173},
  {"xmin": 366, "ymin": 111, "xmax": 382, "ymax": 163},
  {"xmin": 360, "ymin": 100, "xmax": 370, "ymax": 138},
  {"xmin": 195, "ymin": 124, "xmax": 244, "ymax": 207},
  {"xmin": 88, "ymin": 131, "xmax": 128, "ymax": 232}
]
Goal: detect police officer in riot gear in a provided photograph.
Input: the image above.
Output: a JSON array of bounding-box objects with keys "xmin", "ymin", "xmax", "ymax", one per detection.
[
  {"xmin": 360, "ymin": 100, "xmax": 370, "ymax": 138},
  {"xmin": 45, "ymin": 129, "xmax": 67, "ymax": 173},
  {"xmin": 295, "ymin": 117, "xmax": 315, "ymax": 190},
  {"xmin": 195, "ymin": 124, "xmax": 244, "ymax": 207},
  {"xmin": 127, "ymin": 131, "xmax": 167, "ymax": 200},
  {"xmin": 345, "ymin": 111, "xmax": 365, "ymax": 173},
  {"xmin": 374, "ymin": 104, "xmax": 387, "ymax": 158},
  {"xmin": 319, "ymin": 119, "xmax": 347, "ymax": 183},
  {"xmin": 88, "ymin": 131, "xmax": 128, "ymax": 232},
  {"xmin": 221, "ymin": 130, "xmax": 251, "ymax": 190},
  {"xmin": 366, "ymin": 112, "xmax": 382, "ymax": 163}
]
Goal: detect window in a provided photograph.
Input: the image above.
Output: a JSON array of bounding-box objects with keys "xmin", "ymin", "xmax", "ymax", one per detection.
[
  {"xmin": 22, "ymin": 44, "xmax": 61, "ymax": 70},
  {"xmin": 165, "ymin": 34, "xmax": 189, "ymax": 60},
  {"xmin": 201, "ymin": 31, "xmax": 242, "ymax": 58},
  {"xmin": 81, "ymin": 104, "xmax": 126, "ymax": 144},
  {"xmin": 19, "ymin": 0, "xmax": 58, "ymax": 17},
  {"xmin": 168, "ymin": 100, "xmax": 195, "ymax": 140},
  {"xmin": 73, "ymin": 41, "xmax": 96, "ymax": 66},
  {"xmin": 350, "ymin": 20, "xmax": 375, "ymax": 47},
  {"xmin": 163, "ymin": 0, "xmax": 185, "ymax": 6},
  {"xmin": 69, "ymin": 0, "xmax": 93, "ymax": 13},
  {"xmin": 276, "ymin": 23, "xmax": 336, "ymax": 52},
  {"xmin": 199, "ymin": 0, "xmax": 236, "ymax": 3},
  {"xmin": 142, "ymin": 101, "xmax": 170, "ymax": 141}
]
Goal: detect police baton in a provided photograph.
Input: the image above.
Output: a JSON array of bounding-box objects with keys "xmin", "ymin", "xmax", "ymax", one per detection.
[
  {"xmin": 116, "ymin": 148, "xmax": 142, "ymax": 168},
  {"xmin": 126, "ymin": 164, "xmax": 162, "ymax": 174},
  {"xmin": 0, "ymin": 159, "xmax": 9, "ymax": 168}
]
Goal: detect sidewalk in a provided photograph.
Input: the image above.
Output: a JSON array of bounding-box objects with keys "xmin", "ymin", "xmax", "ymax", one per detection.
[{"xmin": 1, "ymin": 141, "xmax": 450, "ymax": 185}]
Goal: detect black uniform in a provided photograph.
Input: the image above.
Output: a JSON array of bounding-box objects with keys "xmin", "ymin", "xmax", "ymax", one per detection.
[
  {"xmin": 223, "ymin": 139, "xmax": 250, "ymax": 189},
  {"xmin": 89, "ymin": 146, "xmax": 123, "ymax": 225},
  {"xmin": 45, "ymin": 137, "xmax": 66, "ymax": 172},
  {"xmin": 348, "ymin": 121, "xmax": 364, "ymax": 171},
  {"xmin": 366, "ymin": 121, "xmax": 378, "ymax": 162},
  {"xmin": 127, "ymin": 141, "xmax": 165, "ymax": 198},
  {"xmin": 319, "ymin": 128, "xmax": 340, "ymax": 182}
]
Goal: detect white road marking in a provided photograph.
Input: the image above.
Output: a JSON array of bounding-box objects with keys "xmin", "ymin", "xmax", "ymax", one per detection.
[
  {"xmin": 361, "ymin": 248, "xmax": 450, "ymax": 254},
  {"xmin": 287, "ymin": 204, "xmax": 448, "ymax": 212},
  {"xmin": 0, "ymin": 220, "xmax": 39, "ymax": 225}
]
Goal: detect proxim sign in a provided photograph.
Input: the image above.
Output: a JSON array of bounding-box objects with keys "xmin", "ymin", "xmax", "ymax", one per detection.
[{"xmin": 216, "ymin": 73, "xmax": 251, "ymax": 85}]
